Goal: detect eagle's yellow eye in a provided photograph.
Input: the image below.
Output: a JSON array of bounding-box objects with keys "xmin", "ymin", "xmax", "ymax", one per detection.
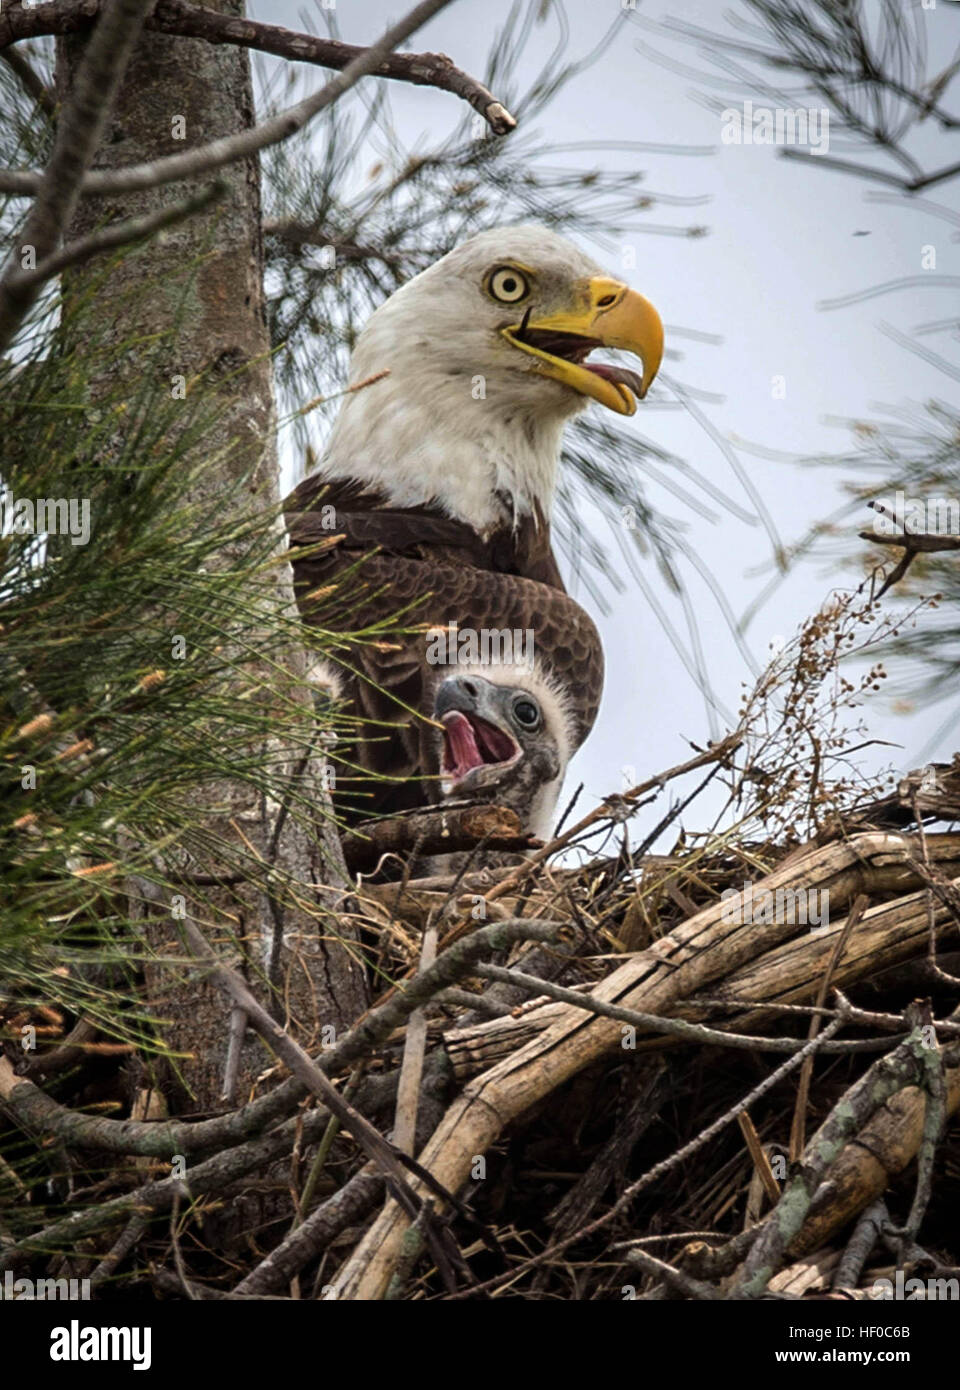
[{"xmin": 488, "ymin": 266, "xmax": 529, "ymax": 304}]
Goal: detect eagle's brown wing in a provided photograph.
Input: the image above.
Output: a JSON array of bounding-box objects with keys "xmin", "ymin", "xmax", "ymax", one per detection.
[
  {"xmin": 287, "ymin": 473, "xmax": 567, "ymax": 588},
  {"xmin": 286, "ymin": 477, "xmax": 602, "ymax": 817}
]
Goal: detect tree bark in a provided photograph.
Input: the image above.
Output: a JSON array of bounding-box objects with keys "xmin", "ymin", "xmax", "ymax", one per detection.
[{"xmin": 56, "ymin": 0, "xmax": 368, "ymax": 1113}]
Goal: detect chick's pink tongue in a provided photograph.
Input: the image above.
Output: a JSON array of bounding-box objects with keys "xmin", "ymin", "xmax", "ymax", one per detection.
[{"xmin": 443, "ymin": 712, "xmax": 484, "ymax": 776}]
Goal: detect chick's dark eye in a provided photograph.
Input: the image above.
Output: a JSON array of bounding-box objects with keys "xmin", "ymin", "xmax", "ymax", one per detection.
[
  {"xmin": 488, "ymin": 266, "xmax": 529, "ymax": 303},
  {"xmin": 513, "ymin": 698, "xmax": 540, "ymax": 728}
]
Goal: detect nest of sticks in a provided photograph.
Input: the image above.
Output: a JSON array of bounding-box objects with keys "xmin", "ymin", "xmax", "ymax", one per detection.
[{"xmin": 2, "ymin": 734, "xmax": 959, "ymax": 1301}]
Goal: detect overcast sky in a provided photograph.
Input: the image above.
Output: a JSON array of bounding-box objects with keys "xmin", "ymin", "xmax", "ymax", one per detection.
[{"xmin": 257, "ymin": 0, "xmax": 960, "ymax": 832}]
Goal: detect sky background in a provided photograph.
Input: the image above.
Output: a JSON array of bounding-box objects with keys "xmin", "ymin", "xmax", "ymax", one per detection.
[{"xmin": 255, "ymin": 0, "xmax": 960, "ymax": 831}]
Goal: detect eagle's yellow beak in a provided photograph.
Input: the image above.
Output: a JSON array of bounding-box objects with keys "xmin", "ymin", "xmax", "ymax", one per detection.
[{"xmin": 501, "ymin": 276, "xmax": 663, "ymax": 416}]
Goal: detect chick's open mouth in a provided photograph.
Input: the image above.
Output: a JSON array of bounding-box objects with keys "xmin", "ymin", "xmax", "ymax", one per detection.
[{"xmin": 441, "ymin": 710, "xmax": 520, "ymax": 789}]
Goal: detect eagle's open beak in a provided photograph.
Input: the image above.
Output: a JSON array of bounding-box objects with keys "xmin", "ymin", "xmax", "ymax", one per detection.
[{"xmin": 501, "ymin": 276, "xmax": 663, "ymax": 416}]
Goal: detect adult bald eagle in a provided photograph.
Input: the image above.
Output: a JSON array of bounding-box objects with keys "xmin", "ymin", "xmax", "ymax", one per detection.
[{"xmin": 287, "ymin": 225, "xmax": 663, "ymax": 817}]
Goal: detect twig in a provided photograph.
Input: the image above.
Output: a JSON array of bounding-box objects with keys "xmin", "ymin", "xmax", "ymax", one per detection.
[
  {"xmin": 0, "ymin": 0, "xmax": 156, "ymax": 353},
  {"xmin": 471, "ymin": 962, "xmax": 892, "ymax": 1053},
  {"xmin": 0, "ymin": 0, "xmax": 458, "ymax": 200},
  {"xmin": 832, "ymin": 1199, "xmax": 888, "ymax": 1292},
  {"xmin": 788, "ymin": 893, "xmax": 868, "ymax": 1161},
  {"xmin": 781, "ymin": 146, "xmax": 960, "ymax": 194},
  {"xmin": 393, "ymin": 921, "xmax": 438, "ymax": 1156},
  {"xmin": 174, "ymin": 912, "xmax": 461, "ymax": 1278},
  {"xmin": 237, "ymin": 1169, "xmax": 385, "ymax": 1298},
  {"xmin": 737, "ymin": 1111, "xmax": 779, "ymax": 1208},
  {"xmin": 342, "ymin": 802, "xmax": 537, "ymax": 874},
  {"xmin": 896, "ymin": 1009, "xmax": 948, "ymax": 1250},
  {"xmin": 3, "ymin": 182, "xmax": 226, "ymax": 296},
  {"xmin": 384, "ymin": 1200, "xmax": 434, "ymax": 1301},
  {"xmin": 623, "ymin": 1245, "xmax": 720, "ymax": 1300},
  {"xmin": 86, "ymin": 1215, "xmax": 148, "ymax": 1291},
  {"xmin": 730, "ymin": 1013, "xmax": 932, "ymax": 1299},
  {"xmin": 483, "ymin": 734, "xmax": 743, "ymax": 908},
  {"xmin": 0, "ymin": 0, "xmax": 515, "ymax": 133},
  {"xmin": 0, "ymin": 920, "xmax": 559, "ymax": 1164},
  {"xmin": 860, "ymin": 499, "xmax": 960, "ymax": 599},
  {"xmin": 220, "ymin": 1004, "xmax": 248, "ymax": 1106},
  {"xmin": 1, "ymin": 48, "xmax": 56, "ymax": 120},
  {"xmin": 444, "ymin": 1017, "xmax": 847, "ymax": 1300}
]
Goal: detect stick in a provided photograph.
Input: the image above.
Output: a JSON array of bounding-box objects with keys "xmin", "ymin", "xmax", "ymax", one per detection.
[
  {"xmin": 788, "ymin": 893, "xmax": 868, "ymax": 1161},
  {"xmin": 3, "ymin": 182, "xmax": 226, "ymax": 296},
  {"xmin": 342, "ymin": 802, "xmax": 537, "ymax": 874},
  {"xmin": 393, "ymin": 922, "xmax": 438, "ymax": 1156},
  {"xmin": 0, "ymin": 0, "xmax": 156, "ymax": 352},
  {"xmin": 0, "ymin": 0, "xmax": 463, "ymax": 199},
  {"xmin": 0, "ymin": 0, "xmax": 516, "ymax": 133}
]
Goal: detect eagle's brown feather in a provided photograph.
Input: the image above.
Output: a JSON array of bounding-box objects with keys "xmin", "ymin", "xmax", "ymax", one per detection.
[{"xmin": 286, "ymin": 475, "xmax": 603, "ymax": 819}]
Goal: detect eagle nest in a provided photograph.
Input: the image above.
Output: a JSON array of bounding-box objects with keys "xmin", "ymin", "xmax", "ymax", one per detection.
[{"xmin": 3, "ymin": 744, "xmax": 959, "ymax": 1302}]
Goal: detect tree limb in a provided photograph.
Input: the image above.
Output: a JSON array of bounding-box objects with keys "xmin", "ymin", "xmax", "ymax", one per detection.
[
  {"xmin": 0, "ymin": 1, "xmax": 514, "ymax": 133},
  {"xmin": 0, "ymin": 0, "xmax": 456, "ymax": 201},
  {"xmin": 0, "ymin": 0, "xmax": 156, "ymax": 353},
  {"xmin": 3, "ymin": 182, "xmax": 226, "ymax": 296},
  {"xmin": 342, "ymin": 802, "xmax": 539, "ymax": 873}
]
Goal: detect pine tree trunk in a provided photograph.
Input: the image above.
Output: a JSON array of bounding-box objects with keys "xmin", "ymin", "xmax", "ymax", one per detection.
[{"xmin": 56, "ymin": 1, "xmax": 368, "ymax": 1114}]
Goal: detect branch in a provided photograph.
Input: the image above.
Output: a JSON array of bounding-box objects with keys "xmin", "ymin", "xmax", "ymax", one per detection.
[
  {"xmin": 441, "ymin": 1018, "xmax": 846, "ymax": 1301},
  {"xmin": 0, "ymin": 47, "xmax": 56, "ymax": 120},
  {"xmin": 0, "ymin": 0, "xmax": 156, "ymax": 352},
  {"xmin": 471, "ymin": 961, "xmax": 894, "ymax": 1054},
  {"xmin": 0, "ymin": 0, "xmax": 455, "ymax": 200},
  {"xmin": 148, "ymin": 0, "xmax": 516, "ymax": 135},
  {"xmin": 175, "ymin": 916, "xmax": 424, "ymax": 1206},
  {"xmin": 2, "ymin": 182, "xmax": 226, "ymax": 295},
  {"xmin": 860, "ymin": 499, "xmax": 960, "ymax": 599},
  {"xmin": 781, "ymin": 148, "xmax": 960, "ymax": 195},
  {"xmin": 729, "ymin": 1013, "xmax": 932, "ymax": 1298},
  {"xmin": 342, "ymin": 802, "xmax": 539, "ymax": 873},
  {"xmin": 0, "ymin": 1, "xmax": 515, "ymax": 134}
]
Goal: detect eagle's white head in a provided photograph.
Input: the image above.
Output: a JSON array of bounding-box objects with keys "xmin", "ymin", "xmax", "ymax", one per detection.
[{"xmin": 318, "ymin": 225, "xmax": 663, "ymax": 533}]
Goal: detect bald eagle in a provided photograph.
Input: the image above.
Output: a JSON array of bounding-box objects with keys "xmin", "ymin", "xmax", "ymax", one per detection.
[{"xmin": 287, "ymin": 225, "xmax": 663, "ymax": 819}]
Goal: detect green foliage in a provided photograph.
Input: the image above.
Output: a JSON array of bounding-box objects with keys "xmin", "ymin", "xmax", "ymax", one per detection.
[{"xmin": 0, "ymin": 275, "xmax": 357, "ymax": 1048}]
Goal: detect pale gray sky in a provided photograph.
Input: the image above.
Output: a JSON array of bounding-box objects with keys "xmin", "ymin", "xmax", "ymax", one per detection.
[{"xmin": 256, "ymin": 0, "xmax": 960, "ymax": 829}]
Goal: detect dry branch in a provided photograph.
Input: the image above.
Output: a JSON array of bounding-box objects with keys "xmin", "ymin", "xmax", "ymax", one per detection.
[
  {"xmin": 342, "ymin": 803, "xmax": 538, "ymax": 874},
  {"xmin": 789, "ymin": 1062, "xmax": 960, "ymax": 1260},
  {"xmin": 331, "ymin": 830, "xmax": 930, "ymax": 1298},
  {"xmin": 0, "ymin": 0, "xmax": 515, "ymax": 133},
  {"xmin": 0, "ymin": 0, "xmax": 156, "ymax": 351},
  {"xmin": 444, "ymin": 833, "xmax": 960, "ymax": 1081},
  {"xmin": 0, "ymin": 0, "xmax": 454, "ymax": 200}
]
